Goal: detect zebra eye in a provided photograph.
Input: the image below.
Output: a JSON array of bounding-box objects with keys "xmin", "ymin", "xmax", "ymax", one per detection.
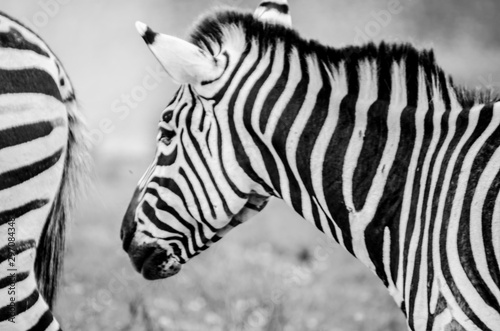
[
  {"xmin": 160, "ymin": 110, "xmax": 176, "ymax": 145},
  {"xmin": 162, "ymin": 110, "xmax": 174, "ymax": 124},
  {"xmin": 160, "ymin": 128, "xmax": 176, "ymax": 145}
]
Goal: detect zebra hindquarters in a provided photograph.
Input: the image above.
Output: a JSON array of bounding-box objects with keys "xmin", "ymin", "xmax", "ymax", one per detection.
[{"xmin": 0, "ymin": 93, "xmax": 68, "ymax": 329}]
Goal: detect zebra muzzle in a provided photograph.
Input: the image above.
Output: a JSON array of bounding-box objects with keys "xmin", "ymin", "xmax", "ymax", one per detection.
[
  {"xmin": 141, "ymin": 248, "xmax": 181, "ymax": 280},
  {"xmin": 127, "ymin": 240, "xmax": 182, "ymax": 280}
]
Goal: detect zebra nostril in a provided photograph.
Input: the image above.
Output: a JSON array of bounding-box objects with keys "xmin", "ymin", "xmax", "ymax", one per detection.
[
  {"xmin": 121, "ymin": 212, "xmax": 137, "ymax": 252},
  {"xmin": 121, "ymin": 225, "xmax": 136, "ymax": 252},
  {"xmin": 120, "ymin": 226, "xmax": 127, "ymax": 241},
  {"xmin": 121, "ymin": 188, "xmax": 142, "ymax": 250}
]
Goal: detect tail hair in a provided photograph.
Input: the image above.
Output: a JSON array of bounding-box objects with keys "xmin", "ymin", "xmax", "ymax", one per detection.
[
  {"xmin": 34, "ymin": 95, "xmax": 91, "ymax": 308},
  {"xmin": 0, "ymin": 11, "xmax": 92, "ymax": 309}
]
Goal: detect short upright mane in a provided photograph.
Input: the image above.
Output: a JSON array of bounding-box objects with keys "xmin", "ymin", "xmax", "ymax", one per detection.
[{"xmin": 189, "ymin": 9, "xmax": 498, "ymax": 107}]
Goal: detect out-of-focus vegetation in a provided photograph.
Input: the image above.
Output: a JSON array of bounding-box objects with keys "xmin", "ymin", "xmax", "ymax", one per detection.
[
  {"xmin": 1, "ymin": 0, "xmax": 498, "ymax": 329},
  {"xmin": 56, "ymin": 157, "xmax": 406, "ymax": 331}
]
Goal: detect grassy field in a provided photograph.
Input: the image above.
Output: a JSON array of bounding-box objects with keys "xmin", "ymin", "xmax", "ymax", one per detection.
[{"xmin": 54, "ymin": 155, "xmax": 406, "ymax": 331}]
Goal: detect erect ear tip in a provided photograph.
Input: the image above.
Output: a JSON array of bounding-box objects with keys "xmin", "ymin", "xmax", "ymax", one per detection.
[
  {"xmin": 255, "ymin": 0, "xmax": 292, "ymax": 27},
  {"xmin": 135, "ymin": 21, "xmax": 157, "ymax": 45},
  {"xmin": 135, "ymin": 21, "xmax": 147, "ymax": 34}
]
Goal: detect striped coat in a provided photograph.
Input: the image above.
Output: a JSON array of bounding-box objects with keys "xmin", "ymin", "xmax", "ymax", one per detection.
[
  {"xmin": 122, "ymin": 1, "xmax": 500, "ymax": 330},
  {"xmin": 0, "ymin": 11, "xmax": 89, "ymax": 331}
]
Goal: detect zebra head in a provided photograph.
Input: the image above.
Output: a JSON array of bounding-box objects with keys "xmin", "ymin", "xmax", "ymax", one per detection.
[{"xmin": 121, "ymin": 1, "xmax": 292, "ymax": 280}]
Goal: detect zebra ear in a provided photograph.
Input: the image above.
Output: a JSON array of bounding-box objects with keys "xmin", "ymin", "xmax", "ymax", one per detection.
[
  {"xmin": 135, "ymin": 22, "xmax": 218, "ymax": 85},
  {"xmin": 254, "ymin": 0, "xmax": 292, "ymax": 27}
]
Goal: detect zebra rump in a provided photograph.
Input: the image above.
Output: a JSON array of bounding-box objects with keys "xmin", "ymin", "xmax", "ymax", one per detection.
[
  {"xmin": 34, "ymin": 96, "xmax": 90, "ymax": 308},
  {"xmin": 0, "ymin": 11, "xmax": 91, "ymax": 309}
]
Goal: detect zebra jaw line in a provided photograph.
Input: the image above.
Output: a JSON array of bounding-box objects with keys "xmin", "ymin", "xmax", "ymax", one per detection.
[{"xmin": 122, "ymin": 1, "xmax": 500, "ymax": 330}]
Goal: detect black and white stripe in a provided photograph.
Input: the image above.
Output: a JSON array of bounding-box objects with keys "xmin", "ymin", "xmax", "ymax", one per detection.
[
  {"xmin": 0, "ymin": 11, "xmax": 89, "ymax": 331},
  {"xmin": 123, "ymin": 1, "xmax": 500, "ymax": 330}
]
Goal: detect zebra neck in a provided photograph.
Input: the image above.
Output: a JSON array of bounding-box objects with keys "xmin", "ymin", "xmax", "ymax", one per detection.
[{"xmin": 246, "ymin": 44, "xmax": 461, "ymax": 269}]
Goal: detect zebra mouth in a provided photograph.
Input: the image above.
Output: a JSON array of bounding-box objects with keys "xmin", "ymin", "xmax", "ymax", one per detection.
[{"xmin": 141, "ymin": 248, "xmax": 182, "ymax": 280}]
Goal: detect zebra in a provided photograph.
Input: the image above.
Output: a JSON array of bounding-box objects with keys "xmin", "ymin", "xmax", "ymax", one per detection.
[
  {"xmin": 121, "ymin": 1, "xmax": 500, "ymax": 330},
  {"xmin": 0, "ymin": 11, "xmax": 89, "ymax": 330}
]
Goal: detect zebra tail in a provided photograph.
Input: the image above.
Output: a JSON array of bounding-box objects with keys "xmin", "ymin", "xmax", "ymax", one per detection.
[{"xmin": 34, "ymin": 95, "xmax": 91, "ymax": 308}]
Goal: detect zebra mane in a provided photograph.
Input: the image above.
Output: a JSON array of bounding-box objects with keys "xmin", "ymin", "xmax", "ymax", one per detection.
[
  {"xmin": 453, "ymin": 85, "xmax": 500, "ymax": 108},
  {"xmin": 189, "ymin": 9, "xmax": 498, "ymax": 108}
]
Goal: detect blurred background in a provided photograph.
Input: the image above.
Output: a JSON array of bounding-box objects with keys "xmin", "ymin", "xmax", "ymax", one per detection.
[{"xmin": 2, "ymin": 0, "xmax": 499, "ymax": 330}]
